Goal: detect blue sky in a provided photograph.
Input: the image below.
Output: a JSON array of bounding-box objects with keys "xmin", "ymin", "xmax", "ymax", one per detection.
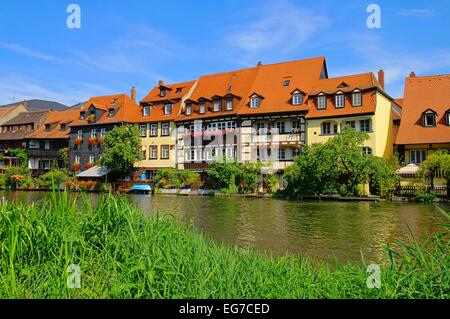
[{"xmin": 0, "ymin": 0, "xmax": 449, "ymax": 106}]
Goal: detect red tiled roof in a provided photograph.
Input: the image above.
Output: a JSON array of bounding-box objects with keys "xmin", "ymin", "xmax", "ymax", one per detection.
[
  {"xmin": 306, "ymin": 73, "xmax": 382, "ymax": 119},
  {"xmin": 28, "ymin": 109, "xmax": 80, "ymax": 139},
  {"xmin": 140, "ymin": 81, "xmax": 196, "ymax": 104},
  {"xmin": 396, "ymin": 74, "xmax": 450, "ymax": 145},
  {"xmin": 70, "ymin": 94, "xmax": 141, "ymax": 126}
]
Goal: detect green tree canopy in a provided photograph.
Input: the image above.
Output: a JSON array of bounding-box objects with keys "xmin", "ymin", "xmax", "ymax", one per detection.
[
  {"xmin": 420, "ymin": 151, "xmax": 450, "ymax": 188},
  {"xmin": 99, "ymin": 125, "xmax": 142, "ymax": 178}
]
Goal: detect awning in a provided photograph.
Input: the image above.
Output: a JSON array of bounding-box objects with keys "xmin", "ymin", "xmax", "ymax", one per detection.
[
  {"xmin": 77, "ymin": 166, "xmax": 109, "ymax": 178},
  {"xmin": 396, "ymin": 164, "xmax": 421, "ymax": 175}
]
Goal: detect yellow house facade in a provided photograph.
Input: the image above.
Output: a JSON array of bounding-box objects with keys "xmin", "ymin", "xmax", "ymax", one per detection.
[{"xmin": 306, "ymin": 71, "xmax": 400, "ymax": 159}]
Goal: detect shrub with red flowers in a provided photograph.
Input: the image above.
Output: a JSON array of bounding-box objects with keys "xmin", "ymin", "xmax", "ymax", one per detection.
[
  {"xmin": 86, "ymin": 162, "xmax": 95, "ymax": 169},
  {"xmin": 74, "ymin": 137, "xmax": 83, "ymax": 145},
  {"xmin": 97, "ymin": 136, "xmax": 104, "ymax": 145},
  {"xmin": 88, "ymin": 137, "xmax": 97, "ymax": 145},
  {"xmin": 72, "ymin": 163, "xmax": 81, "ymax": 171}
]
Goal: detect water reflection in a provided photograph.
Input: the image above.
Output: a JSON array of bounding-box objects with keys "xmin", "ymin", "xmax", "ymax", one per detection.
[{"xmin": 1, "ymin": 191, "xmax": 448, "ymax": 264}]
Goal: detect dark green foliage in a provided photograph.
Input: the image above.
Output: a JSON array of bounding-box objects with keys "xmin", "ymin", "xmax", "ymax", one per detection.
[{"xmin": 99, "ymin": 125, "xmax": 142, "ymax": 178}]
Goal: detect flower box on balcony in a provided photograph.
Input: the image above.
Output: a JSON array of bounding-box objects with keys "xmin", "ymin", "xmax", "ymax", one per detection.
[
  {"xmin": 72, "ymin": 163, "xmax": 81, "ymax": 172},
  {"xmin": 86, "ymin": 162, "xmax": 95, "ymax": 169},
  {"xmin": 74, "ymin": 137, "xmax": 83, "ymax": 145},
  {"xmin": 97, "ymin": 136, "xmax": 104, "ymax": 145},
  {"xmin": 87, "ymin": 114, "xmax": 96, "ymax": 123},
  {"xmin": 88, "ymin": 137, "xmax": 97, "ymax": 145}
]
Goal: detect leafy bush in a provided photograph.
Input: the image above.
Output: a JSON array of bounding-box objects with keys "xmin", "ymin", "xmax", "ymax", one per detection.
[
  {"xmin": 264, "ymin": 174, "xmax": 280, "ymax": 193},
  {"xmin": 155, "ymin": 168, "xmax": 200, "ymax": 189},
  {"xmin": 415, "ymin": 190, "xmax": 437, "ymax": 203},
  {"xmin": 35, "ymin": 169, "xmax": 71, "ymax": 189},
  {"xmin": 3, "ymin": 167, "xmax": 31, "ymax": 190}
]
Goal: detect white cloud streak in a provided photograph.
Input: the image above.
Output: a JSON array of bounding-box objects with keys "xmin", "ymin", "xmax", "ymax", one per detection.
[{"xmin": 400, "ymin": 9, "xmax": 436, "ymax": 17}]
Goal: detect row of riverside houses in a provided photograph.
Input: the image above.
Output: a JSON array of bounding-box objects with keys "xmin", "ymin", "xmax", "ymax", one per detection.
[{"xmin": 1, "ymin": 57, "xmax": 449, "ymax": 184}]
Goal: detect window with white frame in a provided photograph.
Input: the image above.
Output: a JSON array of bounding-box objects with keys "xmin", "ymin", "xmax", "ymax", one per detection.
[
  {"xmin": 139, "ymin": 124, "xmax": 147, "ymax": 137},
  {"xmin": 360, "ymin": 119, "xmax": 371, "ymax": 132},
  {"xmin": 91, "ymin": 129, "xmax": 97, "ymax": 138},
  {"xmin": 186, "ymin": 104, "xmax": 192, "ymax": 115},
  {"xmin": 143, "ymin": 106, "xmax": 150, "ymax": 117},
  {"xmin": 424, "ymin": 111, "xmax": 436, "ymax": 127},
  {"xmin": 321, "ymin": 122, "xmax": 338, "ymax": 135},
  {"xmin": 161, "ymin": 122, "xmax": 170, "ymax": 136},
  {"xmin": 213, "ymin": 100, "xmax": 221, "ymax": 112},
  {"xmin": 150, "ymin": 146, "xmax": 158, "ymax": 159},
  {"xmin": 447, "ymin": 111, "xmax": 450, "ymax": 125},
  {"xmin": 346, "ymin": 120, "xmax": 356, "ymax": 129},
  {"xmin": 164, "ymin": 104, "xmax": 172, "ymax": 115},
  {"xmin": 44, "ymin": 141, "xmax": 50, "ymax": 150},
  {"xmin": 292, "ymin": 93, "xmax": 303, "ymax": 105},
  {"xmin": 75, "ymin": 155, "xmax": 81, "ymax": 164},
  {"xmin": 410, "ymin": 149, "xmax": 427, "ymax": 164},
  {"xmin": 352, "ymin": 92, "xmax": 362, "ymax": 106},
  {"xmin": 160, "ymin": 89, "xmax": 166, "ymax": 97},
  {"xmin": 77, "ymin": 130, "xmax": 83, "ymax": 139},
  {"xmin": 42, "ymin": 160, "xmax": 51, "ymax": 170},
  {"xmin": 278, "ymin": 148, "xmax": 286, "ymax": 160},
  {"xmin": 335, "ymin": 94, "xmax": 345, "ymax": 108},
  {"xmin": 250, "ymin": 96, "xmax": 260, "ymax": 108},
  {"xmin": 89, "ymin": 154, "xmax": 95, "ymax": 163},
  {"xmin": 29, "ymin": 140, "xmax": 39, "ymax": 149},
  {"xmin": 317, "ymin": 95, "xmax": 327, "ymax": 109},
  {"xmin": 161, "ymin": 145, "xmax": 170, "ymax": 159},
  {"xmin": 362, "ymin": 147, "xmax": 372, "ymax": 156},
  {"xmin": 141, "ymin": 148, "xmax": 147, "ymax": 160},
  {"xmin": 276, "ymin": 121, "xmax": 286, "ymax": 134},
  {"xmin": 199, "ymin": 103, "xmax": 206, "ymax": 114},
  {"xmin": 100, "ymin": 128, "xmax": 106, "ymax": 136},
  {"xmin": 226, "ymin": 99, "xmax": 233, "ymax": 111},
  {"xmin": 150, "ymin": 124, "xmax": 158, "ymax": 136}
]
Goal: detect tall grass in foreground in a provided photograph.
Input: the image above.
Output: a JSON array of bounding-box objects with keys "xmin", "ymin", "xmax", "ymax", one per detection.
[{"xmin": 0, "ymin": 191, "xmax": 448, "ymax": 299}]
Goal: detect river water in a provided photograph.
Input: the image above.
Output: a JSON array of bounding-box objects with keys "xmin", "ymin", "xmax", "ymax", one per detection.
[{"xmin": 1, "ymin": 191, "xmax": 448, "ymax": 264}]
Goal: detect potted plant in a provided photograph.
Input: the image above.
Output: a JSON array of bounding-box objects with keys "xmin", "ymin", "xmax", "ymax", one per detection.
[
  {"xmin": 72, "ymin": 163, "xmax": 81, "ymax": 171},
  {"xmin": 87, "ymin": 114, "xmax": 96, "ymax": 123},
  {"xmin": 74, "ymin": 137, "xmax": 83, "ymax": 145},
  {"xmin": 88, "ymin": 137, "xmax": 97, "ymax": 145}
]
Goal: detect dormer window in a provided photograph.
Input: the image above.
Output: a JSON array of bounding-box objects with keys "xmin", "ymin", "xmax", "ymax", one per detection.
[
  {"xmin": 283, "ymin": 79, "xmax": 290, "ymax": 87},
  {"xmin": 175, "ymin": 88, "xmax": 182, "ymax": 93},
  {"xmin": 60, "ymin": 124, "xmax": 66, "ymax": 131},
  {"xmin": 108, "ymin": 108, "xmax": 115, "ymax": 118},
  {"xmin": 164, "ymin": 104, "xmax": 172, "ymax": 115},
  {"xmin": 111, "ymin": 99, "xmax": 117, "ymax": 106},
  {"xmin": 143, "ymin": 105, "xmax": 150, "ymax": 117},
  {"xmin": 446, "ymin": 110, "xmax": 450, "ymax": 126},
  {"xmin": 80, "ymin": 111, "xmax": 86, "ymax": 120},
  {"xmin": 292, "ymin": 93, "xmax": 303, "ymax": 106},
  {"xmin": 226, "ymin": 99, "xmax": 233, "ymax": 111},
  {"xmin": 423, "ymin": 110, "xmax": 436, "ymax": 127},
  {"xmin": 335, "ymin": 94, "xmax": 345, "ymax": 108},
  {"xmin": 199, "ymin": 103, "xmax": 206, "ymax": 114},
  {"xmin": 352, "ymin": 92, "xmax": 362, "ymax": 107},
  {"xmin": 45, "ymin": 124, "xmax": 51, "ymax": 131},
  {"xmin": 186, "ymin": 104, "xmax": 192, "ymax": 115},
  {"xmin": 250, "ymin": 96, "xmax": 260, "ymax": 108},
  {"xmin": 213, "ymin": 100, "xmax": 221, "ymax": 112},
  {"xmin": 160, "ymin": 89, "xmax": 166, "ymax": 97},
  {"xmin": 317, "ymin": 95, "xmax": 327, "ymax": 109}
]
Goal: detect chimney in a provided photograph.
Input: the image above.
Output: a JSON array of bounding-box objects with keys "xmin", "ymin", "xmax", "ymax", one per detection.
[
  {"xmin": 378, "ymin": 69, "xmax": 385, "ymax": 89},
  {"xmin": 158, "ymin": 80, "xmax": 164, "ymax": 86},
  {"xmin": 257, "ymin": 61, "xmax": 262, "ymax": 66},
  {"xmin": 131, "ymin": 86, "xmax": 136, "ymax": 102},
  {"xmin": 409, "ymin": 71, "xmax": 416, "ymax": 78}
]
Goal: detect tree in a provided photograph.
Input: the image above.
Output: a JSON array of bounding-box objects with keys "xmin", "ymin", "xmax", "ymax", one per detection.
[
  {"xmin": 99, "ymin": 125, "xmax": 142, "ymax": 178},
  {"xmin": 9, "ymin": 148, "xmax": 28, "ymax": 168},
  {"xmin": 208, "ymin": 159, "xmax": 240, "ymax": 193},
  {"xmin": 236, "ymin": 162, "xmax": 262, "ymax": 193},
  {"xmin": 420, "ymin": 151, "xmax": 450, "ymax": 189},
  {"xmin": 59, "ymin": 147, "xmax": 69, "ymax": 169},
  {"xmin": 284, "ymin": 127, "xmax": 399, "ymax": 198}
]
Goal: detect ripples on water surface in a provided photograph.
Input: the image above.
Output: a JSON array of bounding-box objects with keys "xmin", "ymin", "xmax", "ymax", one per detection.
[{"xmin": 2, "ymin": 191, "xmax": 448, "ymax": 264}]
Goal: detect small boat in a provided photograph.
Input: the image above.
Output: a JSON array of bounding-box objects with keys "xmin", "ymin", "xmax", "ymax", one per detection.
[{"xmin": 129, "ymin": 184, "xmax": 152, "ymax": 194}]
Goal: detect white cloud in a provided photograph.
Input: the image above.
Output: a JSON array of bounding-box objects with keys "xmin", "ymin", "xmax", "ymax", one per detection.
[
  {"xmin": 0, "ymin": 42, "xmax": 64, "ymax": 63},
  {"xmin": 400, "ymin": 9, "xmax": 436, "ymax": 17},
  {"xmin": 226, "ymin": 0, "xmax": 330, "ymax": 64},
  {"xmin": 0, "ymin": 73, "xmax": 114, "ymax": 106}
]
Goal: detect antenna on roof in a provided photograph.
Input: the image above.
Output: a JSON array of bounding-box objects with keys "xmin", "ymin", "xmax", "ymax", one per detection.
[{"xmin": 257, "ymin": 61, "xmax": 262, "ymax": 66}]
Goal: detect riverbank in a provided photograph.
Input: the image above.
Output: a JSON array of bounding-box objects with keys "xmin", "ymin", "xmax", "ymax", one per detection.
[{"xmin": 0, "ymin": 191, "xmax": 448, "ymax": 298}]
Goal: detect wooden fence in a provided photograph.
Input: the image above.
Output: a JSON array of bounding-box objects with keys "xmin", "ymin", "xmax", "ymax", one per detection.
[{"xmin": 396, "ymin": 185, "xmax": 448, "ymax": 197}]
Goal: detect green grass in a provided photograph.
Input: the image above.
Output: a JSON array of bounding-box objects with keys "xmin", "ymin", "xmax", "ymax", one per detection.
[{"xmin": 0, "ymin": 191, "xmax": 448, "ymax": 299}]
